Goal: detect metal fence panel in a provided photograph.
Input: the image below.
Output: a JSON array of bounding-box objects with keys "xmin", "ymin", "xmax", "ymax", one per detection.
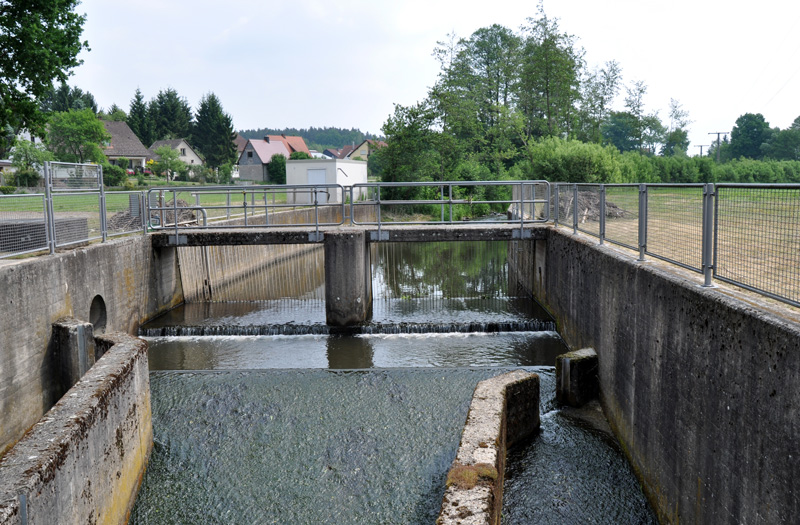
[
  {"xmin": 50, "ymin": 192, "xmax": 103, "ymax": 247},
  {"xmin": 47, "ymin": 162, "xmax": 103, "ymax": 191},
  {"xmin": 552, "ymin": 184, "xmax": 576, "ymax": 226},
  {"xmin": 715, "ymin": 184, "xmax": 800, "ymax": 307},
  {"xmin": 572, "ymin": 184, "xmax": 603, "ymax": 239},
  {"xmin": 603, "ymin": 185, "xmax": 640, "ymax": 251},
  {"xmin": 645, "ymin": 185, "xmax": 704, "ymax": 272},
  {"xmin": 106, "ymin": 191, "xmax": 145, "ymax": 237},
  {"xmin": 0, "ymin": 194, "xmax": 49, "ymax": 258}
]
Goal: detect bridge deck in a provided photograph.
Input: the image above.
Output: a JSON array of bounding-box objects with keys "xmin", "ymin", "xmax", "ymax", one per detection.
[{"xmin": 150, "ymin": 224, "xmax": 549, "ymax": 247}]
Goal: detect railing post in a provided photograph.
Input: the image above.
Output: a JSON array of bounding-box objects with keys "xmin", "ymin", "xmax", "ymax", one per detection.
[
  {"xmin": 43, "ymin": 161, "xmax": 56, "ymax": 254},
  {"xmin": 553, "ymin": 184, "xmax": 559, "ymax": 227},
  {"xmin": 572, "ymin": 184, "xmax": 578, "ymax": 234},
  {"xmin": 599, "ymin": 185, "xmax": 606, "ymax": 245},
  {"xmin": 638, "ymin": 184, "xmax": 648, "ymax": 261},
  {"xmin": 242, "ymin": 190, "xmax": 248, "ymax": 226},
  {"xmin": 701, "ymin": 183, "xmax": 715, "ymax": 287},
  {"xmin": 98, "ymin": 164, "xmax": 107, "ymax": 242}
]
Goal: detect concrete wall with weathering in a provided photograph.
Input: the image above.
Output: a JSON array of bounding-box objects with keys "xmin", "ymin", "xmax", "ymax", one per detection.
[
  {"xmin": 0, "ymin": 236, "xmax": 183, "ymax": 456},
  {"xmin": 0, "ymin": 333, "xmax": 152, "ymax": 525},
  {"xmin": 509, "ymin": 227, "xmax": 800, "ymax": 524}
]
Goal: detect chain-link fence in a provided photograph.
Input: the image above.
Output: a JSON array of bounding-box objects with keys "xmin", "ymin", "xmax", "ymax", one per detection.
[{"xmin": 554, "ymin": 182, "xmax": 799, "ymax": 308}]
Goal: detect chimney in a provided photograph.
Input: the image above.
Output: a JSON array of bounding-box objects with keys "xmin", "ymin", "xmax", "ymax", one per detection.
[{"xmin": 264, "ymin": 136, "xmax": 269, "ymax": 143}]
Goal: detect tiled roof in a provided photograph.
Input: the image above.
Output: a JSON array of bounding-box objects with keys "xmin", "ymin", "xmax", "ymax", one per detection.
[
  {"xmin": 233, "ymin": 134, "xmax": 247, "ymax": 153},
  {"xmin": 266, "ymin": 135, "xmax": 310, "ymax": 155},
  {"xmin": 241, "ymin": 139, "xmax": 291, "ymax": 164},
  {"xmin": 102, "ymin": 121, "xmax": 150, "ymax": 158}
]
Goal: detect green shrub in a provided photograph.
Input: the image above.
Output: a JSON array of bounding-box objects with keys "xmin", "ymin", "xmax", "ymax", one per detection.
[
  {"xmin": 0, "ymin": 186, "xmax": 15, "ymax": 194},
  {"xmin": 102, "ymin": 164, "xmax": 126, "ymax": 186},
  {"xmin": 12, "ymin": 169, "xmax": 41, "ymax": 187}
]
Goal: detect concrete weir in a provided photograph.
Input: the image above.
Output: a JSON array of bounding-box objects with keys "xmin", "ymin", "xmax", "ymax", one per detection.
[
  {"xmin": 0, "ymin": 332, "xmax": 152, "ymax": 524},
  {"xmin": 509, "ymin": 227, "xmax": 800, "ymax": 524}
]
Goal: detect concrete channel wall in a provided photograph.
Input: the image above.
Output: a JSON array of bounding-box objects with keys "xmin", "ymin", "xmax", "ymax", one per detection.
[
  {"xmin": 0, "ymin": 333, "xmax": 152, "ymax": 525},
  {"xmin": 0, "ymin": 236, "xmax": 182, "ymax": 456},
  {"xmin": 438, "ymin": 370, "xmax": 540, "ymax": 525},
  {"xmin": 509, "ymin": 227, "xmax": 800, "ymax": 524}
]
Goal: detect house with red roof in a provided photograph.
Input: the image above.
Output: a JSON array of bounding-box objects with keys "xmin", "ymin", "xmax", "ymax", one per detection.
[{"xmin": 237, "ymin": 137, "xmax": 291, "ymax": 182}]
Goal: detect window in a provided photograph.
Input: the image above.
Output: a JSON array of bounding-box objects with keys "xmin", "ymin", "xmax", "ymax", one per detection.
[
  {"xmin": 247, "ymin": 151, "xmax": 253, "ymax": 158},
  {"xmin": 360, "ymin": 149, "xmax": 367, "ymax": 155},
  {"xmin": 180, "ymin": 148, "xmax": 186, "ymax": 156}
]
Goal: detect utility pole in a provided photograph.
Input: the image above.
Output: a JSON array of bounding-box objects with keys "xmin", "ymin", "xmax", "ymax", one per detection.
[
  {"xmin": 708, "ymin": 132, "xmax": 728, "ymax": 162},
  {"xmin": 695, "ymin": 145, "xmax": 710, "ymax": 157}
]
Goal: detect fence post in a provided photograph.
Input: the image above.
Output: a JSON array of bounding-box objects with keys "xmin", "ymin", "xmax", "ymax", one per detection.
[
  {"xmin": 701, "ymin": 183, "xmax": 715, "ymax": 287},
  {"xmin": 599, "ymin": 185, "xmax": 606, "ymax": 245},
  {"xmin": 572, "ymin": 184, "xmax": 578, "ymax": 234},
  {"xmin": 638, "ymin": 184, "xmax": 647, "ymax": 261},
  {"xmin": 98, "ymin": 164, "xmax": 107, "ymax": 242},
  {"xmin": 553, "ymin": 184, "xmax": 559, "ymax": 227},
  {"xmin": 44, "ymin": 162, "xmax": 56, "ymax": 254}
]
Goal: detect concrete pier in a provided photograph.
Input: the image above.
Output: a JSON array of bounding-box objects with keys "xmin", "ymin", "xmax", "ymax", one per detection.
[{"xmin": 324, "ymin": 230, "xmax": 372, "ymax": 326}]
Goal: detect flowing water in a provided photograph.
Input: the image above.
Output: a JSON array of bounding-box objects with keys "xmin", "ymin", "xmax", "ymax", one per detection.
[{"xmin": 132, "ymin": 241, "xmax": 655, "ymax": 524}]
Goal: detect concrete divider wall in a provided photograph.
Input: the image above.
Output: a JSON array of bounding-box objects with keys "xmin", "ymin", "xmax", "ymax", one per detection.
[
  {"xmin": 0, "ymin": 333, "xmax": 152, "ymax": 525},
  {"xmin": 0, "ymin": 236, "xmax": 182, "ymax": 456},
  {"xmin": 510, "ymin": 227, "xmax": 800, "ymax": 524}
]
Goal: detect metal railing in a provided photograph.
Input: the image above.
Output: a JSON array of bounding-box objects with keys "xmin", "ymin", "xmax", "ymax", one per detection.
[
  {"xmin": 350, "ymin": 180, "xmax": 550, "ymax": 239},
  {"xmin": 3, "ymin": 174, "xmax": 799, "ymax": 309},
  {"xmin": 554, "ymin": 182, "xmax": 800, "ymax": 308}
]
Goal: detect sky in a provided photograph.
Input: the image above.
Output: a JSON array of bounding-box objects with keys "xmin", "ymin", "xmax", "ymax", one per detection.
[{"xmin": 70, "ymin": 0, "xmax": 800, "ymax": 153}]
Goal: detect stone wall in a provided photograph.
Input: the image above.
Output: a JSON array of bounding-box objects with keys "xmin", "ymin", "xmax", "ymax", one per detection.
[
  {"xmin": 0, "ymin": 333, "xmax": 152, "ymax": 524},
  {"xmin": 510, "ymin": 227, "xmax": 800, "ymax": 524},
  {"xmin": 0, "ymin": 236, "xmax": 182, "ymax": 455}
]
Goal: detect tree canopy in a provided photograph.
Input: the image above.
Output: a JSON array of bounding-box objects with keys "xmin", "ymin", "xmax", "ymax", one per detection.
[
  {"xmin": 192, "ymin": 92, "xmax": 237, "ymax": 168},
  {"xmin": 46, "ymin": 109, "xmax": 110, "ymax": 163},
  {"xmin": 149, "ymin": 88, "xmax": 193, "ymax": 142},
  {"xmin": 0, "ymin": 0, "xmax": 89, "ymax": 135}
]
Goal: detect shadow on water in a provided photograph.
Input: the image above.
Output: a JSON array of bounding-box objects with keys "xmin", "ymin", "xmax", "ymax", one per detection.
[{"xmin": 134, "ymin": 241, "xmax": 656, "ymax": 524}]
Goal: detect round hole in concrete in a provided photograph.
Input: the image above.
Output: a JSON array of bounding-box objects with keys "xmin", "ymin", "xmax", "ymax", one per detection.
[{"xmin": 90, "ymin": 295, "xmax": 107, "ymax": 333}]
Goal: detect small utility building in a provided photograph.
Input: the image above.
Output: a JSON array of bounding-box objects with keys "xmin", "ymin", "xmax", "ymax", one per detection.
[{"xmin": 286, "ymin": 159, "xmax": 368, "ymax": 204}]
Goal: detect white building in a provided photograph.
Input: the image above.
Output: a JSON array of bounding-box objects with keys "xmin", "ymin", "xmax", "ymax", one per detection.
[{"xmin": 286, "ymin": 158, "xmax": 368, "ymax": 204}]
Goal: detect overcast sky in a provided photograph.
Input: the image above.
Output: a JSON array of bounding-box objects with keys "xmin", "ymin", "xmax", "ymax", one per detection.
[{"xmin": 70, "ymin": 0, "xmax": 800, "ymax": 153}]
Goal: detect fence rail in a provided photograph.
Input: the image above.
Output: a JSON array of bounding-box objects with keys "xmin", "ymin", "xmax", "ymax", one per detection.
[
  {"xmin": 554, "ymin": 182, "xmax": 800, "ymax": 308},
  {"xmin": 1, "ymin": 174, "xmax": 798, "ymax": 309}
]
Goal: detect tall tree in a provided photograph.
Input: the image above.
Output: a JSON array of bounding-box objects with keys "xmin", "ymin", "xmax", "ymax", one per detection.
[
  {"xmin": 150, "ymin": 88, "xmax": 192, "ymax": 141},
  {"xmin": 579, "ymin": 60, "xmax": 622, "ymax": 143},
  {"xmin": 730, "ymin": 113, "xmax": 772, "ymax": 159},
  {"xmin": 40, "ymin": 82, "xmax": 97, "ymax": 113},
  {"xmin": 517, "ymin": 4, "xmax": 584, "ymax": 139},
  {"xmin": 127, "ymin": 88, "xmax": 152, "ymax": 145},
  {"xmin": 46, "ymin": 108, "xmax": 110, "ymax": 163},
  {"xmin": 192, "ymin": 93, "xmax": 237, "ymax": 168},
  {"xmin": 0, "ymin": 0, "xmax": 89, "ymax": 135},
  {"xmin": 661, "ymin": 99, "xmax": 691, "ymax": 156}
]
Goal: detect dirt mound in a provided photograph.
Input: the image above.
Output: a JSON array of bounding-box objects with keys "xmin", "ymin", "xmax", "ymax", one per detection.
[{"xmin": 558, "ymin": 191, "xmax": 629, "ymax": 222}]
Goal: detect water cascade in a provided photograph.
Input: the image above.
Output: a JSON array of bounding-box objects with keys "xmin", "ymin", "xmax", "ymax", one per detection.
[{"xmin": 133, "ymin": 241, "xmax": 655, "ymax": 523}]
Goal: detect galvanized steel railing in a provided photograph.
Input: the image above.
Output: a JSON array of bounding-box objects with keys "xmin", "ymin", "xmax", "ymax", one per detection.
[
  {"xmin": 554, "ymin": 182, "xmax": 800, "ymax": 308},
  {"xmin": 2, "ymin": 173, "xmax": 799, "ymax": 309}
]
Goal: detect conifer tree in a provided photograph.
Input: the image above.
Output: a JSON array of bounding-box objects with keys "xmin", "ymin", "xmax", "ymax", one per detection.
[{"xmin": 192, "ymin": 93, "xmax": 237, "ymax": 168}]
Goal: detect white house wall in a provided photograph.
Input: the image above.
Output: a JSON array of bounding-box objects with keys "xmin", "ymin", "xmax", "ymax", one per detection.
[{"xmin": 286, "ymin": 159, "xmax": 368, "ymax": 204}]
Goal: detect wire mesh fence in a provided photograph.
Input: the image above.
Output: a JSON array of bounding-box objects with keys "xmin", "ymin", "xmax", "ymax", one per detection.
[
  {"xmin": 715, "ymin": 184, "xmax": 800, "ymax": 307},
  {"xmin": 645, "ymin": 185, "xmax": 705, "ymax": 272},
  {"xmin": 554, "ymin": 182, "xmax": 799, "ymax": 308},
  {"xmin": 50, "ymin": 192, "xmax": 103, "ymax": 247},
  {"xmin": 106, "ymin": 192, "xmax": 146, "ymax": 237},
  {"xmin": 0, "ymin": 194, "xmax": 49, "ymax": 258},
  {"xmin": 604, "ymin": 185, "xmax": 639, "ymax": 251}
]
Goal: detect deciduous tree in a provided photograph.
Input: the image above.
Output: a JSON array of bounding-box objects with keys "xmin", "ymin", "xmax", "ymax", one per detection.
[
  {"xmin": 46, "ymin": 109, "xmax": 110, "ymax": 163},
  {"xmin": 730, "ymin": 113, "xmax": 772, "ymax": 159},
  {"xmin": 0, "ymin": 1, "xmax": 89, "ymax": 135}
]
